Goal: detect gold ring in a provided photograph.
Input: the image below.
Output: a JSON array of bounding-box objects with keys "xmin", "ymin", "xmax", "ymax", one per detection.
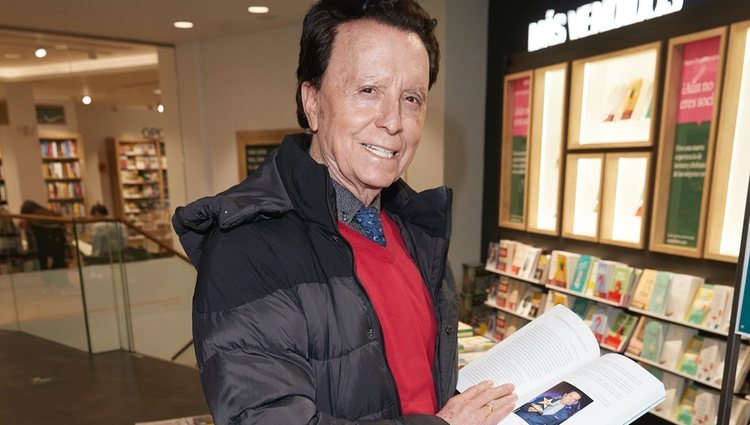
[{"xmin": 486, "ymin": 403, "xmax": 495, "ymax": 413}]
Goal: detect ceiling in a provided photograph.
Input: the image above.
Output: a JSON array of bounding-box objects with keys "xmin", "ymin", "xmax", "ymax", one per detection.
[
  {"xmin": 0, "ymin": 0, "xmax": 310, "ymax": 108},
  {"xmin": 0, "ymin": 0, "xmax": 311, "ymax": 45}
]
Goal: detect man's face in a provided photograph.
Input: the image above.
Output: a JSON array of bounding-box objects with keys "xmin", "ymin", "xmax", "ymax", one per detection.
[
  {"xmin": 302, "ymin": 19, "xmax": 430, "ymax": 203},
  {"xmin": 561, "ymin": 392, "xmax": 581, "ymax": 405}
]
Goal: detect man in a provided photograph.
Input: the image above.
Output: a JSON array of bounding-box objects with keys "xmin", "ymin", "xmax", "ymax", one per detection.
[
  {"xmin": 516, "ymin": 391, "xmax": 582, "ymax": 425},
  {"xmin": 173, "ymin": 1, "xmax": 516, "ymax": 424}
]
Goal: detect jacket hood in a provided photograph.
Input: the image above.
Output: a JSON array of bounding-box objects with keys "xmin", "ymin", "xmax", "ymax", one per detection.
[{"xmin": 172, "ymin": 133, "xmax": 452, "ymax": 268}]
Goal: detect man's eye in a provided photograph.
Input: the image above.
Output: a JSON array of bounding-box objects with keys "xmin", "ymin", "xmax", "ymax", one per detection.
[
  {"xmin": 405, "ymin": 95, "xmax": 422, "ymax": 105},
  {"xmin": 361, "ymin": 87, "xmax": 375, "ymax": 94}
]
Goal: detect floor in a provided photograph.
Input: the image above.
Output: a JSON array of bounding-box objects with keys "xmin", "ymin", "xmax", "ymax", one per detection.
[{"xmin": 0, "ymin": 330, "xmax": 209, "ymax": 425}]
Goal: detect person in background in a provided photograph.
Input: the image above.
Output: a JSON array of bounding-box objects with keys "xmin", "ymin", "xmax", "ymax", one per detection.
[
  {"xmin": 89, "ymin": 203, "xmax": 128, "ymax": 260},
  {"xmin": 20, "ymin": 200, "xmax": 67, "ymax": 270},
  {"xmin": 173, "ymin": 0, "xmax": 517, "ymax": 424}
]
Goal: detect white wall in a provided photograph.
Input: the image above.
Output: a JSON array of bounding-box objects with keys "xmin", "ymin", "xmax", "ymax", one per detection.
[
  {"xmin": 443, "ymin": 0, "xmax": 489, "ymax": 275},
  {"xmin": 75, "ymin": 104, "xmax": 165, "ymax": 210}
]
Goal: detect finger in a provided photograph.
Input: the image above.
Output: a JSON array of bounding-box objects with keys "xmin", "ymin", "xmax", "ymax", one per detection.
[
  {"xmin": 470, "ymin": 383, "xmax": 515, "ymax": 409},
  {"xmin": 459, "ymin": 381, "xmax": 494, "ymax": 401},
  {"xmin": 484, "ymin": 394, "xmax": 518, "ymax": 425}
]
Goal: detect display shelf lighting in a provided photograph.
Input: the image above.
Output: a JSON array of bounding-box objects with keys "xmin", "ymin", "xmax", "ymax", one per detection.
[
  {"xmin": 157, "ymin": 104, "xmax": 165, "ymax": 113},
  {"xmin": 248, "ymin": 6, "xmax": 269, "ymax": 14},
  {"xmin": 173, "ymin": 21, "xmax": 194, "ymax": 29},
  {"xmin": 34, "ymin": 48, "xmax": 47, "ymax": 58},
  {"xmin": 81, "ymin": 95, "xmax": 92, "ymax": 105}
]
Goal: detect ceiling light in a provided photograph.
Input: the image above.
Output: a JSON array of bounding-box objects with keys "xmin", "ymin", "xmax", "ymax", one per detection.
[
  {"xmin": 173, "ymin": 21, "xmax": 194, "ymax": 29},
  {"xmin": 247, "ymin": 6, "xmax": 269, "ymax": 13},
  {"xmin": 4, "ymin": 53, "xmax": 21, "ymax": 59},
  {"xmin": 157, "ymin": 104, "xmax": 165, "ymax": 113},
  {"xmin": 153, "ymin": 89, "xmax": 162, "ymax": 95},
  {"xmin": 81, "ymin": 95, "xmax": 92, "ymax": 105},
  {"xmin": 34, "ymin": 48, "xmax": 47, "ymax": 58}
]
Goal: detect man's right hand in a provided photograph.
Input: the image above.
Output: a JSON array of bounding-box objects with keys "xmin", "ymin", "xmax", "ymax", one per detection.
[{"xmin": 436, "ymin": 381, "xmax": 517, "ymax": 425}]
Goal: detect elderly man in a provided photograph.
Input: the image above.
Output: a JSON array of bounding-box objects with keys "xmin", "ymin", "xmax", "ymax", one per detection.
[{"xmin": 173, "ymin": 0, "xmax": 516, "ymax": 424}]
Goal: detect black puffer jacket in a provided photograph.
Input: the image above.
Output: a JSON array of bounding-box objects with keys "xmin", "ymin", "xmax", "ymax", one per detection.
[{"xmin": 173, "ymin": 134, "xmax": 458, "ymax": 425}]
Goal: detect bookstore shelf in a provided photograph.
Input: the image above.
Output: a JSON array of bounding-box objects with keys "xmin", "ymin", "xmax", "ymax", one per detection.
[
  {"xmin": 629, "ymin": 306, "xmax": 729, "ymax": 338},
  {"xmin": 545, "ymin": 285, "xmax": 625, "ymax": 308},
  {"xmin": 627, "ymin": 352, "xmax": 723, "ymax": 391},
  {"xmin": 39, "ymin": 133, "xmax": 86, "ymax": 217},
  {"xmin": 483, "ymin": 267, "xmax": 544, "ymax": 287},
  {"xmin": 483, "ymin": 300, "xmax": 536, "ymax": 322}
]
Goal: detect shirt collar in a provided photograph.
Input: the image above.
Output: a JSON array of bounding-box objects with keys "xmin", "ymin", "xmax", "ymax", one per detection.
[{"xmin": 331, "ymin": 178, "xmax": 380, "ymax": 225}]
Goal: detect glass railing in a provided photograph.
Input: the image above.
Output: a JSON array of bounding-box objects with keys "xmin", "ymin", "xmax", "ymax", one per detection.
[{"xmin": 0, "ymin": 213, "xmax": 195, "ymax": 366}]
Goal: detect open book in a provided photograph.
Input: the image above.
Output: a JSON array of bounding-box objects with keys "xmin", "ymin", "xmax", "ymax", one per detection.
[{"xmin": 458, "ymin": 305, "xmax": 665, "ymax": 425}]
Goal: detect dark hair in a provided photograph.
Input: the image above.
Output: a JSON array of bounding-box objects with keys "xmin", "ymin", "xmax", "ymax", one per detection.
[
  {"xmin": 295, "ymin": 0, "xmax": 440, "ymax": 129},
  {"xmin": 90, "ymin": 203, "xmax": 109, "ymax": 217}
]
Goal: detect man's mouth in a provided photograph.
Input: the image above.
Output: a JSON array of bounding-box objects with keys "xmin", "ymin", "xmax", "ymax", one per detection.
[{"xmin": 363, "ymin": 144, "xmax": 396, "ymax": 159}]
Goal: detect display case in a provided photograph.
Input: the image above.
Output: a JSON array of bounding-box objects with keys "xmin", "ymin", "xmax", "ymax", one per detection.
[
  {"xmin": 562, "ymin": 153, "xmax": 604, "ymax": 242},
  {"xmin": 499, "ymin": 71, "xmax": 532, "ymax": 230},
  {"xmin": 599, "ymin": 152, "xmax": 652, "ymax": 249},
  {"xmin": 568, "ymin": 42, "xmax": 660, "ymax": 150},
  {"xmin": 705, "ymin": 21, "xmax": 750, "ymax": 262},
  {"xmin": 650, "ymin": 28, "xmax": 727, "ymax": 258},
  {"xmin": 526, "ymin": 63, "xmax": 567, "ymax": 236},
  {"xmin": 39, "ymin": 132, "xmax": 86, "ymax": 217},
  {"xmin": 236, "ymin": 128, "xmax": 296, "ymax": 181}
]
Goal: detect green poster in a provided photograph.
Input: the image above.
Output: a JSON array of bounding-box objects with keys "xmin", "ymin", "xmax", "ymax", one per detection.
[
  {"xmin": 509, "ymin": 136, "xmax": 527, "ymax": 223},
  {"xmin": 664, "ymin": 122, "xmax": 710, "ymax": 247}
]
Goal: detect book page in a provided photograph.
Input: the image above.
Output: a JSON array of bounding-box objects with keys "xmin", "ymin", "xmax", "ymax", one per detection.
[
  {"xmin": 457, "ymin": 305, "xmax": 600, "ymax": 397},
  {"xmin": 499, "ymin": 354, "xmax": 665, "ymax": 425}
]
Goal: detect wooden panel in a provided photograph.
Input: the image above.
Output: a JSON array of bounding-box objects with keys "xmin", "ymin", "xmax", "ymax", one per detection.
[
  {"xmin": 236, "ymin": 128, "xmax": 298, "ymax": 181},
  {"xmin": 568, "ymin": 42, "xmax": 661, "ymax": 150},
  {"xmin": 527, "ymin": 63, "xmax": 568, "ymax": 236},
  {"xmin": 562, "ymin": 153, "xmax": 604, "ymax": 243},
  {"xmin": 499, "ymin": 71, "xmax": 533, "ymax": 230},
  {"xmin": 650, "ymin": 27, "xmax": 728, "ymax": 258},
  {"xmin": 705, "ymin": 21, "xmax": 750, "ymax": 263},
  {"xmin": 599, "ymin": 152, "xmax": 652, "ymax": 249}
]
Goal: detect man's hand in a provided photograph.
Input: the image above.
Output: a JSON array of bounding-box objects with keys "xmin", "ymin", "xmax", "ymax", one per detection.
[{"xmin": 436, "ymin": 381, "xmax": 517, "ymax": 425}]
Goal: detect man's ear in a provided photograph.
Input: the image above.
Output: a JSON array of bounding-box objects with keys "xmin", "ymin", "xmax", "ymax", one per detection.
[{"xmin": 301, "ymin": 81, "xmax": 320, "ymax": 132}]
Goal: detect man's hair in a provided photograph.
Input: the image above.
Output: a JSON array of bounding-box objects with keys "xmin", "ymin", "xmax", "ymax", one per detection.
[
  {"xmin": 90, "ymin": 204, "xmax": 109, "ymax": 217},
  {"xmin": 295, "ymin": 0, "xmax": 440, "ymax": 129}
]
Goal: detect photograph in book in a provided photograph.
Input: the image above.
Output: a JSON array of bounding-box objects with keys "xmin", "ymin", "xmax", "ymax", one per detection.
[{"xmin": 514, "ymin": 381, "xmax": 593, "ymax": 425}]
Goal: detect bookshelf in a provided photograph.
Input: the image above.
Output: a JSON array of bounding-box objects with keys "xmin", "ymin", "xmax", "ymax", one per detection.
[
  {"xmin": 39, "ymin": 133, "xmax": 86, "ymax": 217},
  {"xmin": 108, "ymin": 138, "xmax": 171, "ymax": 250}
]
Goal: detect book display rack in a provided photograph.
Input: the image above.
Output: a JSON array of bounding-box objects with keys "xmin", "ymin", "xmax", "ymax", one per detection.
[{"xmin": 39, "ymin": 133, "xmax": 86, "ymax": 217}]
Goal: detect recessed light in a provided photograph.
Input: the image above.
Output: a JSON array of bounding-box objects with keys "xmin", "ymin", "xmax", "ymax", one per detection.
[
  {"xmin": 157, "ymin": 104, "xmax": 165, "ymax": 113},
  {"xmin": 34, "ymin": 48, "xmax": 47, "ymax": 58},
  {"xmin": 4, "ymin": 53, "xmax": 21, "ymax": 59},
  {"xmin": 82, "ymin": 95, "xmax": 92, "ymax": 105},
  {"xmin": 247, "ymin": 6, "xmax": 269, "ymax": 14},
  {"xmin": 153, "ymin": 89, "xmax": 162, "ymax": 95},
  {"xmin": 173, "ymin": 21, "xmax": 194, "ymax": 29}
]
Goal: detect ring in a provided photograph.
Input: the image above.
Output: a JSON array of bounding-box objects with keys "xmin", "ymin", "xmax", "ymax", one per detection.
[{"xmin": 485, "ymin": 403, "xmax": 495, "ymax": 413}]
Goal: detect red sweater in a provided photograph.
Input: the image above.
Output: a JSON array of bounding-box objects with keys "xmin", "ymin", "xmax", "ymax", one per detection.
[{"xmin": 338, "ymin": 212, "xmax": 438, "ymax": 414}]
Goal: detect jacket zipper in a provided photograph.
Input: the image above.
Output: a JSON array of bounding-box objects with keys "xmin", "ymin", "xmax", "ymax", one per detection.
[{"xmin": 324, "ymin": 177, "xmax": 404, "ymax": 415}]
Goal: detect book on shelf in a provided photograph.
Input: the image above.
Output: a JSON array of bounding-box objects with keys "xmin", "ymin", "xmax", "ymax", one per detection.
[
  {"xmin": 547, "ymin": 251, "xmax": 580, "ymax": 288},
  {"xmin": 569, "ymin": 255, "xmax": 598, "ymax": 293},
  {"xmin": 647, "ymin": 271, "xmax": 673, "ymax": 315},
  {"xmin": 517, "ymin": 287, "xmax": 545, "ymax": 318},
  {"xmin": 457, "ymin": 321, "xmax": 474, "ymax": 339},
  {"xmin": 590, "ymin": 305, "xmax": 609, "ymax": 343},
  {"xmin": 486, "ymin": 242, "xmax": 500, "ymax": 272},
  {"xmin": 533, "ymin": 253, "xmax": 550, "ymax": 282},
  {"xmin": 677, "ymin": 335, "xmax": 704, "ymax": 376},
  {"xmin": 519, "ymin": 246, "xmax": 542, "ymax": 280},
  {"xmin": 606, "ymin": 265, "xmax": 632, "ymax": 305},
  {"xmin": 458, "ymin": 335, "xmax": 496, "ymax": 353},
  {"xmin": 593, "ymin": 260, "xmax": 622, "ymax": 300},
  {"xmin": 704, "ymin": 285, "xmax": 733, "ymax": 333},
  {"xmin": 644, "ymin": 366, "xmax": 685, "ymax": 420},
  {"xmin": 630, "ymin": 269, "xmax": 658, "ymax": 310},
  {"xmin": 661, "ymin": 325, "xmax": 697, "ymax": 370},
  {"xmin": 570, "ymin": 298, "xmax": 596, "ymax": 325},
  {"xmin": 675, "ymin": 383, "xmax": 719, "ymax": 425},
  {"xmin": 665, "ymin": 274, "xmax": 703, "ymax": 321},
  {"xmin": 543, "ymin": 291, "xmax": 570, "ymax": 313},
  {"xmin": 498, "ymin": 240, "xmax": 515, "ymax": 273},
  {"xmin": 601, "ymin": 310, "xmax": 639, "ymax": 352},
  {"xmin": 457, "ymin": 305, "xmax": 665, "ymax": 425}
]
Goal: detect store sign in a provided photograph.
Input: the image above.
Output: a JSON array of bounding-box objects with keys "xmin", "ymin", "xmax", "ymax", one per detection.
[
  {"xmin": 528, "ymin": 0, "xmax": 684, "ymax": 52},
  {"xmin": 509, "ymin": 77, "xmax": 530, "ymax": 223},
  {"xmin": 664, "ymin": 36, "xmax": 720, "ymax": 248}
]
